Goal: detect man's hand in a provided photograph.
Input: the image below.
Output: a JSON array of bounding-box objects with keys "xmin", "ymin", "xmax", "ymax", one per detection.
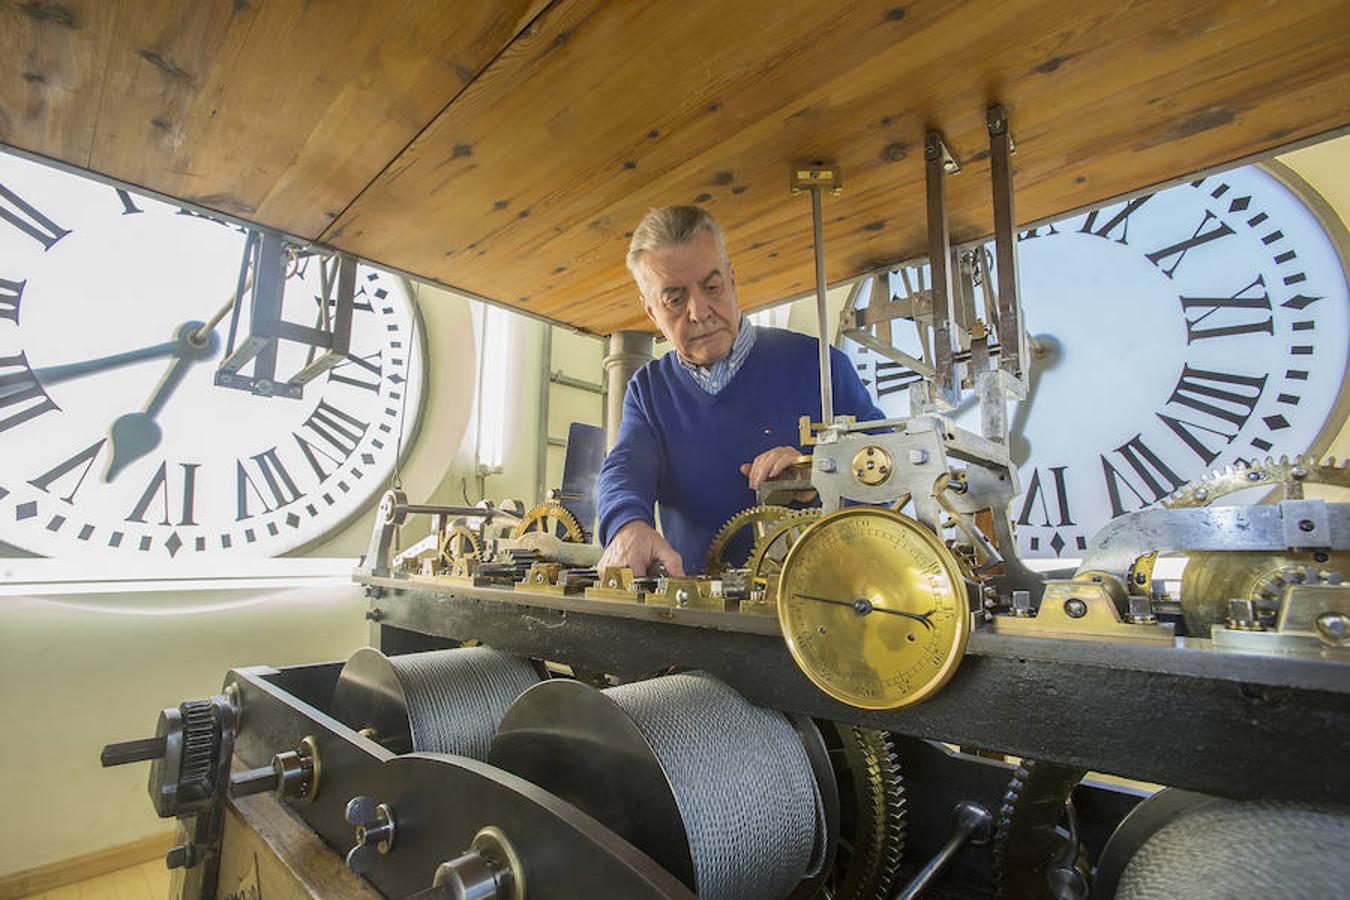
[
  {"xmin": 598, "ymin": 520, "xmax": 685, "ymax": 577},
  {"xmin": 740, "ymin": 445, "xmax": 807, "ymax": 489}
]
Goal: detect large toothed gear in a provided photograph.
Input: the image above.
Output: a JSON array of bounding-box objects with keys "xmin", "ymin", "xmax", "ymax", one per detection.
[
  {"xmin": 1164, "ymin": 455, "xmax": 1348, "ymax": 508},
  {"xmin": 822, "ymin": 724, "xmax": 906, "ymax": 900},
  {"xmin": 703, "ymin": 505, "xmax": 794, "ymax": 576},
  {"xmin": 513, "ymin": 501, "xmax": 586, "ymax": 543},
  {"xmin": 992, "ymin": 759, "xmax": 1088, "ymax": 900}
]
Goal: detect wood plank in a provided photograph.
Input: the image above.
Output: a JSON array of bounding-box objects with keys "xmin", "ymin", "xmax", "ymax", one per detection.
[
  {"xmin": 0, "ymin": 1, "xmax": 118, "ymax": 167},
  {"xmin": 217, "ymin": 793, "xmax": 383, "ymax": 900},
  {"xmin": 77, "ymin": 0, "xmax": 542, "ymax": 235},
  {"xmin": 0, "ymin": 831, "xmax": 173, "ymax": 900},
  {"xmin": 324, "ymin": 0, "xmax": 1350, "ymax": 334}
]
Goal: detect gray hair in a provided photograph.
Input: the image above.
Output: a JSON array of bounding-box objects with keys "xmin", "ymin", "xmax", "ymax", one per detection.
[{"xmin": 626, "ymin": 205, "xmax": 729, "ymax": 288}]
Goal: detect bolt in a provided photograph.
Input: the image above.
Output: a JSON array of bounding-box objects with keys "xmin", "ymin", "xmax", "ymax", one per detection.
[
  {"xmin": 1298, "ymin": 519, "xmax": 1316, "ymax": 533},
  {"xmin": 1195, "ymin": 488, "xmax": 1209, "ymax": 500},
  {"xmin": 1315, "ymin": 612, "xmax": 1349, "ymax": 644},
  {"xmin": 818, "ymin": 458, "xmax": 837, "ymax": 473},
  {"xmin": 1292, "ymin": 465, "xmax": 1308, "ymax": 479},
  {"xmin": 856, "ymin": 469, "xmax": 866, "ymax": 478},
  {"xmin": 1315, "ymin": 551, "xmax": 1330, "ymax": 563},
  {"xmin": 1247, "ymin": 471, "xmax": 1263, "ymax": 482},
  {"xmin": 364, "ymin": 608, "xmax": 383, "ymax": 622},
  {"xmin": 1135, "ymin": 572, "xmax": 1148, "ymax": 585},
  {"xmin": 607, "ymin": 578, "xmax": 617, "ymax": 588},
  {"xmin": 676, "ymin": 589, "xmax": 690, "ymax": 605},
  {"xmin": 1064, "ymin": 598, "xmax": 1088, "ymax": 618},
  {"xmin": 879, "ymin": 466, "xmax": 888, "ymax": 474},
  {"xmin": 909, "ymin": 449, "xmax": 929, "ymax": 465}
]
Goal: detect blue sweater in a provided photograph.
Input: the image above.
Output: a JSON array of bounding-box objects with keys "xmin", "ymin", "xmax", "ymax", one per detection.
[{"xmin": 597, "ymin": 327, "xmax": 885, "ymax": 572}]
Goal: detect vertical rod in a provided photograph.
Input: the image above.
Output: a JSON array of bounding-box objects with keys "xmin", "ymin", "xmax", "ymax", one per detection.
[
  {"xmin": 924, "ymin": 132, "xmax": 955, "ymax": 400},
  {"xmin": 536, "ymin": 324, "xmax": 553, "ymax": 501},
  {"xmin": 810, "ymin": 187, "xmax": 833, "ymax": 424},
  {"xmin": 602, "ymin": 331, "xmax": 654, "ymax": 450},
  {"xmin": 987, "ymin": 105, "xmax": 1025, "ymax": 378}
]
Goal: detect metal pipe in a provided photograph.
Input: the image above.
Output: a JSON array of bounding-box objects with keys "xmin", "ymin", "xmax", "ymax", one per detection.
[
  {"xmin": 536, "ymin": 325, "xmax": 552, "ymax": 504},
  {"xmin": 810, "ymin": 187, "xmax": 833, "ymax": 424},
  {"xmin": 894, "ymin": 801, "xmax": 992, "ymax": 900},
  {"xmin": 602, "ymin": 331, "xmax": 654, "ymax": 449}
]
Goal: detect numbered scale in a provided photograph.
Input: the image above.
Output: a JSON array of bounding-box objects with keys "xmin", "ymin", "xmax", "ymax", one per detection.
[{"xmin": 777, "ymin": 507, "xmax": 972, "ymax": 710}]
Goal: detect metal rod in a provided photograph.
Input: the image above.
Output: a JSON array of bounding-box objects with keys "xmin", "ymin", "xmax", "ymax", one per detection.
[
  {"xmin": 987, "ymin": 105, "xmax": 1026, "ymax": 378},
  {"xmin": 549, "ymin": 370, "xmax": 604, "ymax": 394},
  {"xmin": 924, "ymin": 132, "xmax": 956, "ymax": 401},
  {"xmin": 810, "ymin": 187, "xmax": 833, "ymax": 423},
  {"xmin": 894, "ymin": 801, "xmax": 992, "ymax": 900},
  {"xmin": 190, "ymin": 274, "xmax": 252, "ymax": 347},
  {"xmin": 537, "ymin": 325, "xmax": 553, "ymax": 503}
]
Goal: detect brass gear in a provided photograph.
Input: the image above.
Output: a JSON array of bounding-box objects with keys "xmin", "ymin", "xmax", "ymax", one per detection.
[
  {"xmin": 703, "ymin": 505, "xmax": 793, "ymax": 575},
  {"xmin": 1178, "ymin": 550, "xmax": 1350, "ymax": 637},
  {"xmin": 746, "ymin": 509, "xmax": 821, "ymax": 585},
  {"xmin": 439, "ymin": 522, "xmax": 482, "ymax": 565},
  {"xmin": 512, "ymin": 501, "xmax": 585, "ymax": 542},
  {"xmin": 1164, "ymin": 455, "xmax": 1348, "ymax": 508},
  {"xmin": 820, "ymin": 724, "xmax": 905, "ymax": 900}
]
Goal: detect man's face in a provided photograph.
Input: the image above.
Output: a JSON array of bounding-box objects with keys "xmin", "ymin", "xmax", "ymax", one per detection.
[{"xmin": 636, "ymin": 229, "xmax": 741, "ymax": 366}]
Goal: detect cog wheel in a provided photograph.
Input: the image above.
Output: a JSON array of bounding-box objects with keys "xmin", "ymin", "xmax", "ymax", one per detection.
[
  {"xmin": 176, "ymin": 700, "xmax": 222, "ymax": 804},
  {"xmin": 439, "ymin": 521, "xmax": 483, "ymax": 566},
  {"xmin": 704, "ymin": 505, "xmax": 793, "ymax": 575},
  {"xmin": 820, "ymin": 723, "xmax": 905, "ymax": 900},
  {"xmin": 1178, "ymin": 550, "xmax": 1350, "ymax": 637},
  {"xmin": 992, "ymin": 759, "xmax": 1088, "ymax": 900},
  {"xmin": 746, "ymin": 509, "xmax": 820, "ymax": 585},
  {"xmin": 513, "ymin": 501, "xmax": 585, "ymax": 542},
  {"xmin": 1164, "ymin": 455, "xmax": 1348, "ymax": 508}
]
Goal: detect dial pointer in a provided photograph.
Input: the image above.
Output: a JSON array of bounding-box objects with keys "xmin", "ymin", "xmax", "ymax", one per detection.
[{"xmin": 794, "ymin": 593, "xmax": 937, "ymax": 629}]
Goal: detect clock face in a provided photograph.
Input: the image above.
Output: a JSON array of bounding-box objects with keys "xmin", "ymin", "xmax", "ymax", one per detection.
[
  {"xmin": 0, "ymin": 151, "xmax": 424, "ymax": 561},
  {"xmin": 849, "ymin": 165, "xmax": 1349, "ymax": 558}
]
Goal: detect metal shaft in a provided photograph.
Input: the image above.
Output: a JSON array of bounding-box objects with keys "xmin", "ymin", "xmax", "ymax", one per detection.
[
  {"xmin": 894, "ymin": 801, "xmax": 992, "ymax": 900},
  {"xmin": 810, "ymin": 187, "xmax": 833, "ymax": 424},
  {"xmin": 100, "ymin": 736, "xmax": 165, "ymax": 767},
  {"xmin": 602, "ymin": 331, "xmax": 654, "ymax": 449}
]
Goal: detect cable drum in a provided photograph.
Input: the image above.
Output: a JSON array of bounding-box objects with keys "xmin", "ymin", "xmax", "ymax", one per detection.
[
  {"xmin": 606, "ymin": 673, "xmax": 827, "ymax": 900},
  {"xmin": 332, "ymin": 647, "xmax": 540, "ymax": 758},
  {"xmin": 489, "ymin": 671, "xmax": 830, "ymax": 900}
]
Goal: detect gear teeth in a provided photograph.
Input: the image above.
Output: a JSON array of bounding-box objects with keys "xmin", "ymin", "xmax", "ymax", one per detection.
[
  {"xmin": 704, "ymin": 505, "xmax": 794, "ymax": 575},
  {"xmin": 992, "ymin": 760, "xmax": 1086, "ymax": 900},
  {"xmin": 1165, "ymin": 454, "xmax": 1350, "ymax": 508},
  {"xmin": 176, "ymin": 700, "xmax": 221, "ymax": 801},
  {"xmin": 513, "ymin": 502, "xmax": 585, "ymax": 542}
]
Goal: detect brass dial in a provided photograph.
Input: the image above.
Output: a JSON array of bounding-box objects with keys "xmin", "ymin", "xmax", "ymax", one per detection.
[{"xmin": 778, "ymin": 507, "xmax": 970, "ymax": 710}]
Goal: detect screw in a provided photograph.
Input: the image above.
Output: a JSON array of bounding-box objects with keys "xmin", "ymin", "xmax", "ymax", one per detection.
[
  {"xmin": 1298, "ymin": 519, "xmax": 1316, "ymax": 533},
  {"xmin": 1315, "ymin": 612, "xmax": 1349, "ymax": 644},
  {"xmin": 166, "ymin": 843, "xmax": 198, "ymax": 870},
  {"xmin": 856, "ymin": 469, "xmax": 866, "ymax": 478},
  {"xmin": 879, "ymin": 466, "xmax": 889, "ymax": 474},
  {"xmin": 1064, "ymin": 598, "xmax": 1088, "ymax": 618},
  {"xmin": 1315, "ymin": 551, "xmax": 1330, "ymax": 563},
  {"xmin": 364, "ymin": 608, "xmax": 383, "ymax": 622},
  {"xmin": 1247, "ymin": 471, "xmax": 1263, "ymax": 482},
  {"xmin": 1195, "ymin": 488, "xmax": 1209, "ymax": 500},
  {"xmin": 909, "ymin": 449, "xmax": 929, "ymax": 465},
  {"xmin": 1135, "ymin": 572, "xmax": 1147, "ymax": 585},
  {"xmin": 676, "ymin": 589, "xmax": 690, "ymax": 605}
]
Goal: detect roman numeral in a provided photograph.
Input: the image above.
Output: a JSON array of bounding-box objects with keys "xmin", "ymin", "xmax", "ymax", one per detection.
[
  {"xmin": 1157, "ymin": 365, "xmax": 1267, "ymax": 465},
  {"xmin": 1145, "ymin": 210, "xmax": 1235, "ymax": 278},
  {"xmin": 1018, "ymin": 221, "xmax": 1060, "ymax": 241},
  {"xmin": 1078, "ymin": 196, "xmax": 1152, "ymax": 244},
  {"xmin": 115, "ymin": 188, "xmax": 143, "ymax": 216},
  {"xmin": 1100, "ymin": 434, "xmax": 1186, "ymax": 517},
  {"xmin": 0, "ymin": 351, "xmax": 60, "ymax": 433},
  {"xmin": 1016, "ymin": 465, "xmax": 1075, "ymax": 527},
  {"xmin": 0, "ymin": 277, "xmax": 23, "ymax": 324},
  {"xmin": 236, "ymin": 448, "xmax": 302, "ymax": 520},
  {"xmin": 327, "ymin": 350, "xmax": 383, "ymax": 393},
  {"xmin": 1180, "ymin": 275, "xmax": 1273, "ymax": 344},
  {"xmin": 0, "ymin": 183, "xmax": 71, "ymax": 250},
  {"xmin": 29, "ymin": 438, "xmax": 107, "ymax": 504},
  {"xmin": 127, "ymin": 461, "xmax": 200, "ymax": 525},
  {"xmin": 293, "ymin": 432, "xmax": 344, "ymax": 481},
  {"xmin": 302, "ymin": 400, "xmax": 369, "ymax": 459}
]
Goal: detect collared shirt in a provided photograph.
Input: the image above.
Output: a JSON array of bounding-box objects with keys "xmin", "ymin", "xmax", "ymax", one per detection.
[{"xmin": 679, "ymin": 317, "xmax": 757, "ymax": 395}]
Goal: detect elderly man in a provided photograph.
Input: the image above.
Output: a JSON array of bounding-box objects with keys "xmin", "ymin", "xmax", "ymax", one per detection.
[{"xmin": 596, "ymin": 206, "xmax": 884, "ymax": 576}]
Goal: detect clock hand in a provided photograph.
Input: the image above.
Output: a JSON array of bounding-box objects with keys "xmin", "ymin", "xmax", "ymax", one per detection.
[
  {"xmin": 794, "ymin": 593, "xmax": 937, "ymax": 629},
  {"xmin": 104, "ymin": 321, "xmax": 220, "ymax": 482},
  {"xmin": 33, "ymin": 340, "xmax": 184, "ymax": 387}
]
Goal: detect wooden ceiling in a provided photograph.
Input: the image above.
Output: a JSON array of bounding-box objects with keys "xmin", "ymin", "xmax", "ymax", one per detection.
[{"xmin": 2, "ymin": 0, "xmax": 1347, "ymax": 334}]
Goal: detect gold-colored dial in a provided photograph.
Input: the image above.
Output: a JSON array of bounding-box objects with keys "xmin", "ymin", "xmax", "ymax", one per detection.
[{"xmin": 778, "ymin": 507, "xmax": 970, "ymax": 710}]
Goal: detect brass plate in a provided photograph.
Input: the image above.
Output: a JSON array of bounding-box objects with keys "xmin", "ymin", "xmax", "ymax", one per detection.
[{"xmin": 778, "ymin": 507, "xmax": 970, "ymax": 710}]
